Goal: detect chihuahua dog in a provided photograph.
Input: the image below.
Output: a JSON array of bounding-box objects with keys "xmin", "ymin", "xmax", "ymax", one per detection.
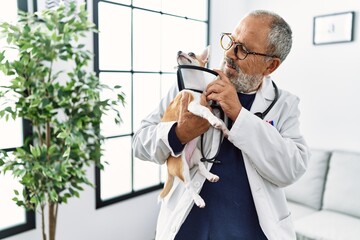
[{"xmin": 159, "ymin": 46, "xmax": 229, "ymax": 208}]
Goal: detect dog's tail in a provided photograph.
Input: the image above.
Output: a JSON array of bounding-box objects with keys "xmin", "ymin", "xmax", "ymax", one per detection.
[{"xmin": 159, "ymin": 173, "xmax": 175, "ymax": 199}]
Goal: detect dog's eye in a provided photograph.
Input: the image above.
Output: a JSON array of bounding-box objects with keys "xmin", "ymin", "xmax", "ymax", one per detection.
[{"xmin": 188, "ymin": 52, "xmax": 196, "ymax": 58}]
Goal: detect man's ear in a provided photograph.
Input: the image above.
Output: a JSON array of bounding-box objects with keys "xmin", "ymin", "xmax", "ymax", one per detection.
[
  {"xmin": 264, "ymin": 58, "xmax": 281, "ymax": 76},
  {"xmin": 199, "ymin": 45, "xmax": 211, "ymax": 65}
]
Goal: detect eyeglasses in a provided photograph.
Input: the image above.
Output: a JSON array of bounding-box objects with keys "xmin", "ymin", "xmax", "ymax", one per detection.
[{"xmin": 220, "ymin": 33, "xmax": 278, "ymax": 60}]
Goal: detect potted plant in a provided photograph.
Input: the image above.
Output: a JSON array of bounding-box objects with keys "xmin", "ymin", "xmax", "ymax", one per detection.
[{"xmin": 0, "ymin": 3, "xmax": 124, "ymax": 240}]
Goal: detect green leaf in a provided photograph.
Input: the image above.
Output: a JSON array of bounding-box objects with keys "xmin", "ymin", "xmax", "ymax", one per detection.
[
  {"xmin": 63, "ymin": 147, "xmax": 70, "ymax": 158},
  {"xmin": 30, "ymin": 196, "xmax": 37, "ymax": 204},
  {"xmin": 0, "ymin": 50, "xmax": 5, "ymax": 62},
  {"xmin": 30, "ymin": 145, "xmax": 41, "ymax": 158},
  {"xmin": 57, "ymin": 132, "xmax": 68, "ymax": 139},
  {"xmin": 16, "ymin": 200, "xmax": 24, "ymax": 207},
  {"xmin": 69, "ymin": 188, "xmax": 80, "ymax": 198},
  {"xmin": 49, "ymin": 189, "xmax": 58, "ymax": 201}
]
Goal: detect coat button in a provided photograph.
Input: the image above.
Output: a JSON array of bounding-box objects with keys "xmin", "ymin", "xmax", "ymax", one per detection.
[
  {"xmin": 194, "ymin": 181, "xmax": 200, "ymax": 188},
  {"xmin": 171, "ymin": 226, "xmax": 177, "ymax": 233}
]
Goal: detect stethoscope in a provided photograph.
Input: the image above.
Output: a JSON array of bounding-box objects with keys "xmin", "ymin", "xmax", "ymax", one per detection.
[{"xmin": 177, "ymin": 65, "xmax": 279, "ymax": 164}]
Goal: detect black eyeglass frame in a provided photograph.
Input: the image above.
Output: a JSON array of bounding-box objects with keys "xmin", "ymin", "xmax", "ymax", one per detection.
[{"xmin": 220, "ymin": 33, "xmax": 278, "ymax": 60}]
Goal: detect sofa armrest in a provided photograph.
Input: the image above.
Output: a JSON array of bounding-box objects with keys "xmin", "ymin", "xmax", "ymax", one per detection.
[{"xmin": 285, "ymin": 149, "xmax": 331, "ymax": 210}]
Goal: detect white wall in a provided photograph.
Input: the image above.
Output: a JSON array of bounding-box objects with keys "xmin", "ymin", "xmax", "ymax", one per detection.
[
  {"xmin": 5, "ymin": 0, "xmax": 359, "ymax": 239},
  {"xmin": 210, "ymin": 0, "xmax": 360, "ymax": 152}
]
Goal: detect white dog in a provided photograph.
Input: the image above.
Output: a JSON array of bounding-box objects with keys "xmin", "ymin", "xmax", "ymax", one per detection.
[{"xmin": 159, "ymin": 47, "xmax": 229, "ymax": 208}]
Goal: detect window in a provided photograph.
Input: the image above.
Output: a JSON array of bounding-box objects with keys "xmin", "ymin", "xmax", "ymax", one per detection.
[
  {"xmin": 94, "ymin": 0, "xmax": 210, "ymax": 208},
  {"xmin": 0, "ymin": 1, "xmax": 36, "ymax": 238}
]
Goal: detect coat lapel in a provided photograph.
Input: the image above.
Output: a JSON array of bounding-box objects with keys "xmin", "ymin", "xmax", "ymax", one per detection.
[{"xmin": 250, "ymin": 76, "xmax": 276, "ymax": 115}]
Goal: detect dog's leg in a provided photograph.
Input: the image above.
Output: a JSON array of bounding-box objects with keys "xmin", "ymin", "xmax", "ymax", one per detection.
[
  {"xmin": 181, "ymin": 153, "xmax": 206, "ymax": 208},
  {"xmin": 191, "ymin": 148, "xmax": 219, "ymax": 182},
  {"xmin": 159, "ymin": 157, "xmax": 180, "ymax": 200},
  {"xmin": 188, "ymin": 101, "xmax": 229, "ymax": 137},
  {"xmin": 158, "ymin": 172, "xmax": 174, "ymax": 202}
]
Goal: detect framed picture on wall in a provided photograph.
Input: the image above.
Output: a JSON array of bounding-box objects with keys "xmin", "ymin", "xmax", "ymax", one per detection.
[{"xmin": 313, "ymin": 11, "xmax": 355, "ymax": 45}]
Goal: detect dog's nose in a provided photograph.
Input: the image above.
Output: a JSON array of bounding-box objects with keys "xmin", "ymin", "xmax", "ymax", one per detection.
[{"xmin": 177, "ymin": 51, "xmax": 182, "ymax": 56}]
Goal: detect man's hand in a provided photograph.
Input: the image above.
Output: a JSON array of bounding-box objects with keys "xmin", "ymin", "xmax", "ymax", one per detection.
[
  {"xmin": 175, "ymin": 92, "xmax": 211, "ymax": 144},
  {"xmin": 205, "ymin": 69, "xmax": 242, "ymax": 121}
]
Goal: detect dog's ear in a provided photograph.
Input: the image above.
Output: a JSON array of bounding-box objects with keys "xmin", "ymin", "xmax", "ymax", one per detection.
[{"xmin": 199, "ymin": 45, "xmax": 211, "ymax": 65}]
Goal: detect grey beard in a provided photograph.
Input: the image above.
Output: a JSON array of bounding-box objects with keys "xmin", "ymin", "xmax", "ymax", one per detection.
[{"xmin": 221, "ymin": 57, "xmax": 263, "ymax": 93}]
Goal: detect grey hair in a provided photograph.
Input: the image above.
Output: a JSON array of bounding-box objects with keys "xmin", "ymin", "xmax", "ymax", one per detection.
[{"xmin": 248, "ymin": 10, "xmax": 292, "ymax": 62}]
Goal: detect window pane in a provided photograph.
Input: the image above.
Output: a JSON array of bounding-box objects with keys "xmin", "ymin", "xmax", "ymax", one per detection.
[
  {"xmin": 36, "ymin": 0, "xmax": 87, "ymax": 11},
  {"xmin": 0, "ymin": 1, "xmax": 17, "ymax": 22},
  {"xmin": 105, "ymin": 0, "xmax": 131, "ymax": 5},
  {"xmin": 98, "ymin": 2, "xmax": 131, "ymax": 70},
  {"xmin": 0, "ymin": 0, "xmax": 34, "ymax": 237},
  {"xmin": 0, "ymin": 29, "xmax": 23, "ymax": 149},
  {"xmin": 162, "ymin": 0, "xmax": 208, "ymax": 21},
  {"xmin": 161, "ymin": 73, "xmax": 176, "ymax": 98},
  {"xmin": 133, "ymin": 157, "xmax": 161, "ymax": 191},
  {"xmin": 0, "ymin": 156, "xmax": 26, "ymax": 230},
  {"xmin": 0, "ymin": 118, "xmax": 23, "ymax": 149},
  {"xmin": 161, "ymin": 16, "xmax": 207, "ymax": 72},
  {"xmin": 100, "ymin": 73, "xmax": 132, "ymax": 137},
  {"xmin": 95, "ymin": 0, "xmax": 209, "ymax": 209},
  {"xmin": 133, "ymin": 9, "xmax": 161, "ymax": 71},
  {"xmin": 133, "ymin": 73, "xmax": 161, "ymax": 131},
  {"xmin": 100, "ymin": 137, "xmax": 132, "ymax": 200},
  {"xmin": 133, "ymin": 0, "xmax": 160, "ymax": 11}
]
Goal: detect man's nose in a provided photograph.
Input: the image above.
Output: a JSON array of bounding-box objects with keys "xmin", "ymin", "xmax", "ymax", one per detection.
[{"xmin": 224, "ymin": 46, "xmax": 236, "ymax": 60}]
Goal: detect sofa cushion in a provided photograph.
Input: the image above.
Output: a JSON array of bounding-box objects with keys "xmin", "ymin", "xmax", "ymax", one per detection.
[
  {"xmin": 285, "ymin": 149, "xmax": 331, "ymax": 210},
  {"xmin": 294, "ymin": 210, "xmax": 360, "ymax": 240},
  {"xmin": 322, "ymin": 151, "xmax": 360, "ymax": 218}
]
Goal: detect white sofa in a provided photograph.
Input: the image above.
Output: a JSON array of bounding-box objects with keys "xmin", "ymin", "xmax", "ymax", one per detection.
[{"xmin": 285, "ymin": 149, "xmax": 360, "ymax": 240}]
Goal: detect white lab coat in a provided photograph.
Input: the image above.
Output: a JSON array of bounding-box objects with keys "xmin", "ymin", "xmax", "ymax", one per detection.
[{"xmin": 132, "ymin": 76, "xmax": 310, "ymax": 240}]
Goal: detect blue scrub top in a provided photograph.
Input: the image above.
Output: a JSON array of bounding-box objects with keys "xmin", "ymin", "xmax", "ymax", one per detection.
[{"xmin": 175, "ymin": 92, "xmax": 268, "ymax": 240}]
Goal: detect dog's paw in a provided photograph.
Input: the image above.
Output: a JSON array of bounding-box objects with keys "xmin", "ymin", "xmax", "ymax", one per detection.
[
  {"xmin": 208, "ymin": 117, "xmax": 223, "ymax": 129},
  {"xmin": 206, "ymin": 172, "xmax": 219, "ymax": 182},
  {"xmin": 223, "ymin": 128, "xmax": 230, "ymax": 138},
  {"xmin": 209, "ymin": 118, "xmax": 229, "ymax": 134},
  {"xmin": 209, "ymin": 175, "xmax": 220, "ymax": 182},
  {"xmin": 194, "ymin": 196, "xmax": 206, "ymax": 208},
  {"xmin": 157, "ymin": 195, "xmax": 164, "ymax": 204}
]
